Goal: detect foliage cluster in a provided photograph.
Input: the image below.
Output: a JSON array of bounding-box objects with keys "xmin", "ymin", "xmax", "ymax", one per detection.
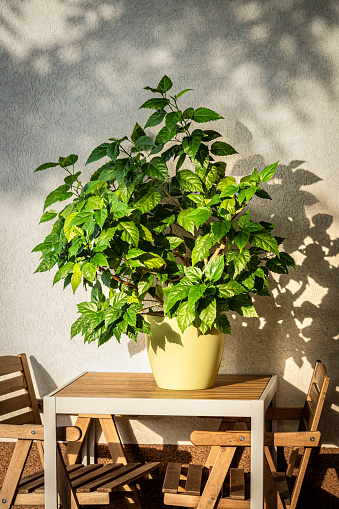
[{"xmin": 33, "ymin": 75, "xmax": 295, "ymax": 345}]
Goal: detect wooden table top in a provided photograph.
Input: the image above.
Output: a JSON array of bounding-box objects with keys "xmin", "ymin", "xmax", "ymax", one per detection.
[{"xmin": 54, "ymin": 373, "xmax": 271, "ymax": 401}]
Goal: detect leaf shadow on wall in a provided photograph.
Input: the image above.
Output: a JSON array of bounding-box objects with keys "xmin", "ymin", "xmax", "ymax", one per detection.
[{"xmin": 226, "ymin": 150, "xmax": 339, "ymax": 446}]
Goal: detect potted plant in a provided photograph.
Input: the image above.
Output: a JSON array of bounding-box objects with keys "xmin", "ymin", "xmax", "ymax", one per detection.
[{"xmin": 33, "ymin": 75, "xmax": 295, "ymax": 390}]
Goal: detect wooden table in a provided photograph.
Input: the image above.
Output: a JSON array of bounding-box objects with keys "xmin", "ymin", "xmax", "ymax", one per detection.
[{"xmin": 44, "ymin": 372, "xmax": 277, "ymax": 509}]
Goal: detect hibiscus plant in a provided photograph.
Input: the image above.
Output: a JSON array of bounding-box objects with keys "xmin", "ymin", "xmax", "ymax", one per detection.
[{"xmin": 33, "ymin": 75, "xmax": 295, "ymax": 345}]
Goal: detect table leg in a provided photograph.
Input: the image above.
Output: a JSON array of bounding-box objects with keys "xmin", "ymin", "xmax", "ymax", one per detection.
[
  {"xmin": 44, "ymin": 396, "xmax": 57, "ymax": 509},
  {"xmin": 271, "ymin": 393, "xmax": 278, "ymax": 467},
  {"xmin": 251, "ymin": 400, "xmax": 265, "ymax": 509}
]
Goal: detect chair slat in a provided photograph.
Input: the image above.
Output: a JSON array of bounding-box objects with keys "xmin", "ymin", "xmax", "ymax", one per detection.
[
  {"xmin": 1, "ymin": 410, "xmax": 35, "ymax": 425},
  {"xmin": 313, "ymin": 361, "xmax": 327, "ymax": 390},
  {"xmin": 0, "ymin": 375, "xmax": 27, "ymax": 396},
  {"xmin": 163, "ymin": 462, "xmax": 182, "ymax": 494},
  {"xmin": 97, "ymin": 462, "xmax": 159, "ymax": 492},
  {"xmin": 272, "ymin": 472, "xmax": 291, "ymax": 506},
  {"xmin": 230, "ymin": 468, "xmax": 245, "ymax": 500},
  {"xmin": 185, "ymin": 464, "xmax": 204, "ymax": 496},
  {"xmin": 17, "ymin": 470, "xmax": 44, "ymax": 493},
  {"xmin": 308, "ymin": 382, "xmax": 320, "ymax": 412},
  {"xmin": 0, "ymin": 356, "xmax": 23, "ymax": 376},
  {"xmin": 0, "ymin": 393, "xmax": 32, "ymax": 416},
  {"xmin": 76, "ymin": 463, "xmax": 137, "ymax": 493},
  {"xmin": 72, "ymin": 463, "xmax": 124, "ymax": 490}
]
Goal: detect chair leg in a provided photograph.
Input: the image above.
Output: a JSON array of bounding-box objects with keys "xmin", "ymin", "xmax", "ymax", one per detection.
[
  {"xmin": 99, "ymin": 415, "xmax": 127, "ymax": 464},
  {"xmin": 121, "ymin": 482, "xmax": 143, "ymax": 508},
  {"xmin": 56, "ymin": 443, "xmax": 80, "ymax": 509},
  {"xmin": 0, "ymin": 439, "xmax": 32, "ymax": 509},
  {"xmin": 64, "ymin": 416, "xmax": 92, "ymax": 466}
]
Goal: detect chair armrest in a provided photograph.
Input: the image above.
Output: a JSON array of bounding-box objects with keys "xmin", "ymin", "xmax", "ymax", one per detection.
[
  {"xmin": 36, "ymin": 398, "xmax": 43, "ymax": 412},
  {"xmin": 265, "ymin": 406, "xmax": 303, "ymax": 420},
  {"xmin": 191, "ymin": 430, "xmax": 321, "ymax": 447},
  {"xmin": 0, "ymin": 424, "xmax": 82, "ymax": 442}
]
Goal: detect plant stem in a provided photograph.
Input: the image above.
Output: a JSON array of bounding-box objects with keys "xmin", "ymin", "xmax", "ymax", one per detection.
[{"xmin": 155, "ymin": 180, "xmax": 183, "ymax": 211}]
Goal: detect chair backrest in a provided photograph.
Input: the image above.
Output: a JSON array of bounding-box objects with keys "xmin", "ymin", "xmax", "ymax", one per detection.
[
  {"xmin": 299, "ymin": 360, "xmax": 330, "ymax": 432},
  {"xmin": 0, "ymin": 354, "xmax": 41, "ymax": 426},
  {"xmin": 288, "ymin": 360, "xmax": 330, "ymax": 509}
]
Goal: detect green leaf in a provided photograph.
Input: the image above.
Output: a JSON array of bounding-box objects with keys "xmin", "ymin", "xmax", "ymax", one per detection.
[
  {"xmin": 71, "ymin": 263, "xmax": 82, "ymax": 293},
  {"xmin": 139, "ymin": 224, "xmax": 153, "ymax": 242},
  {"xmin": 238, "ymin": 211, "xmax": 250, "ymax": 230},
  {"xmin": 204, "ymin": 256, "xmax": 224, "ymax": 283},
  {"xmin": 232, "ymin": 250, "xmax": 251, "ymax": 277},
  {"xmin": 157, "ymin": 75, "xmax": 173, "ymax": 93},
  {"xmin": 134, "ymin": 135, "xmax": 156, "ymax": 151},
  {"xmin": 131, "ymin": 123, "xmax": 146, "ymax": 143},
  {"xmin": 105, "ymin": 308, "xmax": 123, "ymax": 327},
  {"xmin": 203, "ymin": 130, "xmax": 221, "ymax": 141},
  {"xmin": 53, "ymin": 262, "xmax": 74, "ymax": 285},
  {"xmin": 110, "ymin": 292, "xmax": 129, "ymax": 309},
  {"xmin": 95, "ymin": 228, "xmax": 116, "ymax": 250},
  {"xmin": 229, "ymin": 294, "xmax": 258, "ymax": 318},
  {"xmin": 182, "ymin": 135, "xmax": 201, "ymax": 159},
  {"xmin": 187, "ymin": 193, "xmax": 204, "ymax": 205},
  {"xmin": 139, "ymin": 98, "xmax": 170, "ymax": 110},
  {"xmin": 188, "ymin": 284, "xmax": 207, "ymax": 308},
  {"xmin": 59, "ymin": 154, "xmax": 78, "ymax": 167},
  {"xmin": 34, "ymin": 161, "xmax": 59, "ymax": 172},
  {"xmin": 91, "ymin": 253, "xmax": 108, "ymax": 267},
  {"xmin": 260, "ymin": 161, "xmax": 278, "ymax": 182},
  {"xmin": 250, "ymin": 232, "xmax": 279, "ymax": 257},
  {"xmin": 39, "ymin": 210, "xmax": 58, "ymax": 223},
  {"xmin": 139, "ymin": 253, "xmax": 165, "ymax": 269},
  {"xmin": 68, "ymin": 211, "xmax": 93, "ymax": 227},
  {"xmin": 124, "ymin": 308, "xmax": 137, "ymax": 327},
  {"xmin": 138, "ymin": 273, "xmax": 154, "ymax": 295},
  {"xmin": 191, "ymin": 234, "xmax": 215, "ymax": 266},
  {"xmin": 134, "ymin": 191, "xmax": 161, "ymax": 213},
  {"xmin": 143, "ymin": 158, "xmax": 168, "ymax": 181},
  {"xmin": 94, "ymin": 208, "xmax": 108, "ymax": 228},
  {"xmin": 44, "ymin": 185, "xmax": 73, "ymax": 211},
  {"xmin": 176, "ymin": 153, "xmax": 186, "ymax": 171},
  {"xmin": 106, "ymin": 143, "xmax": 119, "ymax": 162},
  {"xmin": 193, "ymin": 107, "xmax": 224, "ymax": 123},
  {"xmin": 220, "ymin": 185, "xmax": 239, "ymax": 198},
  {"xmin": 86, "ymin": 143, "xmax": 111, "ymax": 165},
  {"xmin": 126, "ymin": 248, "xmax": 146, "ymax": 259},
  {"xmin": 163, "ymin": 283, "xmax": 191, "ymax": 314},
  {"xmin": 71, "ymin": 315, "xmax": 86, "ymax": 338},
  {"xmin": 82, "ymin": 262, "xmax": 97, "ymax": 281},
  {"xmin": 177, "ymin": 209, "xmax": 196, "ymax": 235},
  {"xmin": 211, "ymin": 141, "xmax": 237, "ymax": 156},
  {"xmin": 217, "ymin": 176, "xmax": 237, "ymax": 190},
  {"xmin": 163, "ymin": 235, "xmax": 183, "ymax": 249},
  {"xmin": 215, "ymin": 314, "xmax": 231, "ymax": 334},
  {"xmin": 186, "ymin": 207, "xmax": 212, "ymax": 229},
  {"xmin": 32, "ymin": 241, "xmax": 53, "ymax": 253},
  {"xmin": 182, "ymin": 107, "xmax": 194, "ymax": 120},
  {"xmin": 155, "ymin": 125, "xmax": 175, "ymax": 145},
  {"xmin": 177, "ymin": 170, "xmax": 203, "ymax": 192},
  {"xmin": 144, "ymin": 109, "xmax": 166, "ymax": 128},
  {"xmin": 177, "ymin": 301, "xmax": 195, "ymax": 332},
  {"xmin": 184, "ymin": 266, "xmax": 202, "ymax": 283},
  {"xmin": 255, "ymin": 188, "xmax": 272, "ymax": 200},
  {"xmin": 234, "ymin": 231, "xmax": 250, "ymax": 252},
  {"xmin": 211, "ymin": 220, "xmax": 231, "ymax": 241},
  {"xmin": 120, "ymin": 222, "xmax": 139, "ymax": 247},
  {"xmin": 280, "ymin": 252, "xmax": 296, "ymax": 269},
  {"xmin": 176, "ymin": 88, "xmax": 193, "ymax": 99},
  {"xmin": 199, "ymin": 297, "xmax": 216, "ymax": 328},
  {"xmin": 165, "ymin": 111, "xmax": 182, "ymax": 131},
  {"xmin": 217, "ymin": 281, "xmax": 245, "ymax": 298}
]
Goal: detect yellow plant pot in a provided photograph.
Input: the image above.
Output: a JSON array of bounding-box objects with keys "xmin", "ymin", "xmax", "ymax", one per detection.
[{"xmin": 145, "ymin": 315, "xmax": 225, "ymax": 390}]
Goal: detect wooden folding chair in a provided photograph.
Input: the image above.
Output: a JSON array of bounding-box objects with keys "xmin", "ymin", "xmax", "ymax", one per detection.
[
  {"xmin": 163, "ymin": 361, "xmax": 330, "ymax": 509},
  {"xmin": 0, "ymin": 354, "xmax": 160, "ymax": 508}
]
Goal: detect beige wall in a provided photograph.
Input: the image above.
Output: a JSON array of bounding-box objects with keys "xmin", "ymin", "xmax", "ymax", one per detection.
[{"xmin": 0, "ymin": 0, "xmax": 338, "ymax": 446}]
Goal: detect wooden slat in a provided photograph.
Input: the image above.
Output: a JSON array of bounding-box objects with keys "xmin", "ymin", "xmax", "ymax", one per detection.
[
  {"xmin": 14, "ymin": 492, "xmax": 110, "ymax": 505},
  {"xmin": 99, "ymin": 415, "xmax": 127, "ymax": 464},
  {"xmin": 18, "ymin": 353, "xmax": 42, "ymax": 425},
  {"xmin": 73, "ymin": 463, "xmax": 127, "ymax": 490},
  {"xmin": 0, "ymin": 439, "xmax": 32, "ymax": 509},
  {"xmin": 76, "ymin": 463, "xmax": 137, "ymax": 493},
  {"xmin": 185, "ymin": 464, "xmax": 204, "ymax": 496},
  {"xmin": 265, "ymin": 407, "xmax": 303, "ymax": 421},
  {"xmin": 164, "ymin": 492, "xmax": 251, "ymax": 508},
  {"xmin": 0, "ymin": 410, "xmax": 35, "ymax": 425},
  {"xmin": 272, "ymin": 472, "xmax": 291, "ymax": 506},
  {"xmin": 0, "ymin": 423, "xmax": 81, "ymax": 441},
  {"xmin": 163, "ymin": 462, "xmax": 182, "ymax": 494},
  {"xmin": 308, "ymin": 382, "xmax": 320, "ymax": 413},
  {"xmin": 0, "ymin": 393, "xmax": 31, "ymax": 416},
  {"xmin": 230, "ymin": 468, "xmax": 245, "ymax": 500},
  {"xmin": 97, "ymin": 462, "xmax": 160, "ymax": 492},
  {"xmin": 17, "ymin": 471, "xmax": 44, "ymax": 493},
  {"xmin": 0, "ymin": 374, "xmax": 27, "ymax": 396},
  {"xmin": 0, "ymin": 356, "xmax": 23, "ymax": 376},
  {"xmin": 191, "ymin": 430, "xmax": 320, "ymax": 447},
  {"xmin": 64, "ymin": 416, "xmax": 91, "ymax": 466},
  {"xmin": 312, "ymin": 361, "xmax": 327, "ymax": 390},
  {"xmin": 197, "ymin": 447, "xmax": 234, "ymax": 509}
]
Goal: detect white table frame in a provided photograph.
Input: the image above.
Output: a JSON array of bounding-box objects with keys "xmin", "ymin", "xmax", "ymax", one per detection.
[{"xmin": 44, "ymin": 373, "xmax": 277, "ymax": 509}]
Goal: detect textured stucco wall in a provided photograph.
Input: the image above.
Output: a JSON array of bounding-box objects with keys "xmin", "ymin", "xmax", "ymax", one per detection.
[{"xmin": 0, "ymin": 0, "xmax": 338, "ymax": 446}]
